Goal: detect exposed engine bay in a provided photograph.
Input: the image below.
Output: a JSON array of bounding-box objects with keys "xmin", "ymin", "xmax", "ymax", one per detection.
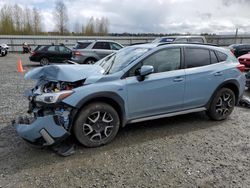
[
  {"xmin": 27, "ymin": 79, "xmax": 85, "ymax": 130},
  {"xmin": 41, "ymin": 80, "xmax": 84, "ymax": 93}
]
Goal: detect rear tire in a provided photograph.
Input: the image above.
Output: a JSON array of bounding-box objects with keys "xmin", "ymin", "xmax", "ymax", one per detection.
[
  {"xmin": 40, "ymin": 57, "xmax": 49, "ymax": 66},
  {"xmin": 73, "ymin": 102, "xmax": 120, "ymax": 147},
  {"xmin": 207, "ymin": 88, "xmax": 235, "ymax": 121}
]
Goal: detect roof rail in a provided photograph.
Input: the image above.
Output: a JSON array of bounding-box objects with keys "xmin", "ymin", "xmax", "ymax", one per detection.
[{"xmin": 157, "ymin": 42, "xmax": 218, "ymax": 47}]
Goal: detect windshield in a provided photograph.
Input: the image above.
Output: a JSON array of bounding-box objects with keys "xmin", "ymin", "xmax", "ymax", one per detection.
[{"xmin": 95, "ymin": 46, "xmax": 150, "ymax": 74}]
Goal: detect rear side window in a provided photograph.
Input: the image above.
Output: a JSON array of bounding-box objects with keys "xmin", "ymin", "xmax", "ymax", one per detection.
[
  {"xmin": 75, "ymin": 42, "xmax": 91, "ymax": 49},
  {"xmin": 189, "ymin": 38, "xmax": 204, "ymax": 43},
  {"xmin": 185, "ymin": 48, "xmax": 210, "ymax": 68},
  {"xmin": 93, "ymin": 42, "xmax": 111, "ymax": 50},
  {"xmin": 216, "ymin": 51, "xmax": 227, "ymax": 62},
  {"xmin": 47, "ymin": 46, "xmax": 56, "ymax": 52}
]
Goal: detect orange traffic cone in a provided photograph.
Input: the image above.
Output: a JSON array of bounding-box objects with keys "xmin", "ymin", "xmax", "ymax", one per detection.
[{"xmin": 17, "ymin": 59, "xmax": 25, "ymax": 73}]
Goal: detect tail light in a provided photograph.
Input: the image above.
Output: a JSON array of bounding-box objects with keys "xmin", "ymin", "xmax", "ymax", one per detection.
[
  {"xmin": 237, "ymin": 64, "xmax": 245, "ymax": 73},
  {"xmin": 74, "ymin": 51, "xmax": 81, "ymax": 56},
  {"xmin": 31, "ymin": 51, "xmax": 36, "ymax": 56}
]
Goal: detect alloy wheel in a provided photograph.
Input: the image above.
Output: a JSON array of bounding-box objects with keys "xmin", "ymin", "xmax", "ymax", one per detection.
[
  {"xmin": 82, "ymin": 111, "xmax": 114, "ymax": 142},
  {"xmin": 215, "ymin": 91, "xmax": 234, "ymax": 116}
]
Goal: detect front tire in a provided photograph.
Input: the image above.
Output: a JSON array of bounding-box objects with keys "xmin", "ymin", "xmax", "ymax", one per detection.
[
  {"xmin": 73, "ymin": 103, "xmax": 120, "ymax": 147},
  {"xmin": 207, "ymin": 88, "xmax": 235, "ymax": 121}
]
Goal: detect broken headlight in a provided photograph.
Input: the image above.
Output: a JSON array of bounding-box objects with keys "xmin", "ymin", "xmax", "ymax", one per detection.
[{"xmin": 35, "ymin": 90, "xmax": 74, "ymax": 104}]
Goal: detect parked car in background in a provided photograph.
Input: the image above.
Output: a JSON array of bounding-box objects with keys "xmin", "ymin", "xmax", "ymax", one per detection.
[
  {"xmin": 0, "ymin": 43, "xmax": 9, "ymax": 56},
  {"xmin": 14, "ymin": 43, "xmax": 245, "ymax": 149},
  {"xmin": 238, "ymin": 52, "xmax": 250, "ymax": 71},
  {"xmin": 29, "ymin": 44, "xmax": 72, "ymax": 66},
  {"xmin": 71, "ymin": 40, "xmax": 124, "ymax": 64},
  {"xmin": 152, "ymin": 36, "xmax": 207, "ymax": 44},
  {"xmin": 229, "ymin": 44, "xmax": 250, "ymax": 58}
]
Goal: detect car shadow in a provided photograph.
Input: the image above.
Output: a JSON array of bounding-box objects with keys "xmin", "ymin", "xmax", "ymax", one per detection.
[{"xmin": 0, "ymin": 111, "xmax": 221, "ymax": 176}]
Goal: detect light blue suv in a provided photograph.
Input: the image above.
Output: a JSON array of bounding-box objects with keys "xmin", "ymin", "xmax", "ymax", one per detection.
[{"xmin": 13, "ymin": 43, "xmax": 246, "ymax": 148}]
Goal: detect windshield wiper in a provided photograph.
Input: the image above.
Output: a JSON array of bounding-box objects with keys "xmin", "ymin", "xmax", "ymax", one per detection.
[{"xmin": 104, "ymin": 56, "xmax": 116, "ymax": 74}]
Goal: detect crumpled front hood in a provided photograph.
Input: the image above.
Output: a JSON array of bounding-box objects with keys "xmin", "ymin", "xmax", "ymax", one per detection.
[{"xmin": 25, "ymin": 64, "xmax": 104, "ymax": 82}]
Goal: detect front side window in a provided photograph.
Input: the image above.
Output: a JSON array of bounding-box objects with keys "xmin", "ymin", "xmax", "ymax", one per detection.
[
  {"xmin": 185, "ymin": 48, "xmax": 210, "ymax": 68},
  {"xmin": 93, "ymin": 42, "xmax": 111, "ymax": 50},
  {"xmin": 128, "ymin": 48, "xmax": 181, "ymax": 76}
]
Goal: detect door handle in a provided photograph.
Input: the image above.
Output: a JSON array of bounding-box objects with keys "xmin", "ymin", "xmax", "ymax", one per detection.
[
  {"xmin": 214, "ymin": 72, "xmax": 223, "ymax": 76},
  {"xmin": 173, "ymin": 77, "xmax": 184, "ymax": 82}
]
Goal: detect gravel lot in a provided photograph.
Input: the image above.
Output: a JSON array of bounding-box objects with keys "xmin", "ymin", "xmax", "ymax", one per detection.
[{"xmin": 0, "ymin": 54, "xmax": 250, "ymax": 188}]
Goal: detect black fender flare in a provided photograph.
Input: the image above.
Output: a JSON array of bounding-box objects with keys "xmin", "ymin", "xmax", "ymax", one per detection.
[
  {"xmin": 74, "ymin": 91, "xmax": 126, "ymax": 127},
  {"xmin": 205, "ymin": 79, "xmax": 240, "ymax": 109}
]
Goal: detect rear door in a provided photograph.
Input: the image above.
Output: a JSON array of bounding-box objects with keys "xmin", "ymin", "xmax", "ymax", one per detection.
[
  {"xmin": 92, "ymin": 42, "xmax": 112, "ymax": 59},
  {"xmin": 183, "ymin": 47, "xmax": 226, "ymax": 109}
]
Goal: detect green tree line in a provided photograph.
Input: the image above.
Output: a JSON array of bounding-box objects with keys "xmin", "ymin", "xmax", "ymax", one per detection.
[
  {"xmin": 0, "ymin": 1, "xmax": 109, "ymax": 36},
  {"xmin": 0, "ymin": 4, "xmax": 42, "ymax": 35}
]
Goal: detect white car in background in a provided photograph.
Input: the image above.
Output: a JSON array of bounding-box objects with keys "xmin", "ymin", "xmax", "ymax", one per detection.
[{"xmin": 0, "ymin": 43, "xmax": 9, "ymax": 56}]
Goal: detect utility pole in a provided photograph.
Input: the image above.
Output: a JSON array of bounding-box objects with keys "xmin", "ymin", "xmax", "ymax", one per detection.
[{"xmin": 234, "ymin": 28, "xmax": 238, "ymax": 44}]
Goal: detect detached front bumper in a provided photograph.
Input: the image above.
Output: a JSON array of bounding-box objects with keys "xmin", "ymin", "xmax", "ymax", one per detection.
[{"xmin": 13, "ymin": 115, "xmax": 70, "ymax": 146}]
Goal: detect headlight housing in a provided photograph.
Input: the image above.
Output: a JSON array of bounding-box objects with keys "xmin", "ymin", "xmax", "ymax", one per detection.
[{"xmin": 35, "ymin": 90, "xmax": 74, "ymax": 104}]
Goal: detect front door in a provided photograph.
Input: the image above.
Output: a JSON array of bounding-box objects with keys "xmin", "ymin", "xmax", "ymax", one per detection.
[{"xmin": 125, "ymin": 47, "xmax": 185, "ymax": 120}]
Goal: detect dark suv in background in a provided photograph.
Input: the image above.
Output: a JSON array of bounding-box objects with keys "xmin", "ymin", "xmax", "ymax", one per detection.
[
  {"xmin": 229, "ymin": 44, "xmax": 250, "ymax": 58},
  {"xmin": 71, "ymin": 40, "xmax": 123, "ymax": 64},
  {"xmin": 30, "ymin": 44, "xmax": 72, "ymax": 66}
]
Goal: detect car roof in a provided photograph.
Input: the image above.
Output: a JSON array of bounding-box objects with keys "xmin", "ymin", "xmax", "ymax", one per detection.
[
  {"xmin": 230, "ymin": 44, "xmax": 250, "ymax": 47},
  {"xmin": 158, "ymin": 36, "xmax": 205, "ymax": 39},
  {"xmin": 132, "ymin": 42, "xmax": 228, "ymax": 54},
  {"xmin": 77, "ymin": 40, "xmax": 119, "ymax": 43}
]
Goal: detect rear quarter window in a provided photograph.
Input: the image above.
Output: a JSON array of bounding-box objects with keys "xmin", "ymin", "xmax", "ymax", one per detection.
[
  {"xmin": 216, "ymin": 51, "xmax": 228, "ymax": 62},
  {"xmin": 75, "ymin": 42, "xmax": 91, "ymax": 49},
  {"xmin": 210, "ymin": 50, "xmax": 219, "ymax": 64}
]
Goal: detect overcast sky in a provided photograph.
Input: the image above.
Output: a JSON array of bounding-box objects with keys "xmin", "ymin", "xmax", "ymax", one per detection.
[{"xmin": 0, "ymin": 0, "xmax": 250, "ymax": 34}]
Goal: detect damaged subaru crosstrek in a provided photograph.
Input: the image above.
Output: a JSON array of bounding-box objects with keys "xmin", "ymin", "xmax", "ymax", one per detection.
[{"xmin": 13, "ymin": 43, "xmax": 246, "ymax": 148}]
